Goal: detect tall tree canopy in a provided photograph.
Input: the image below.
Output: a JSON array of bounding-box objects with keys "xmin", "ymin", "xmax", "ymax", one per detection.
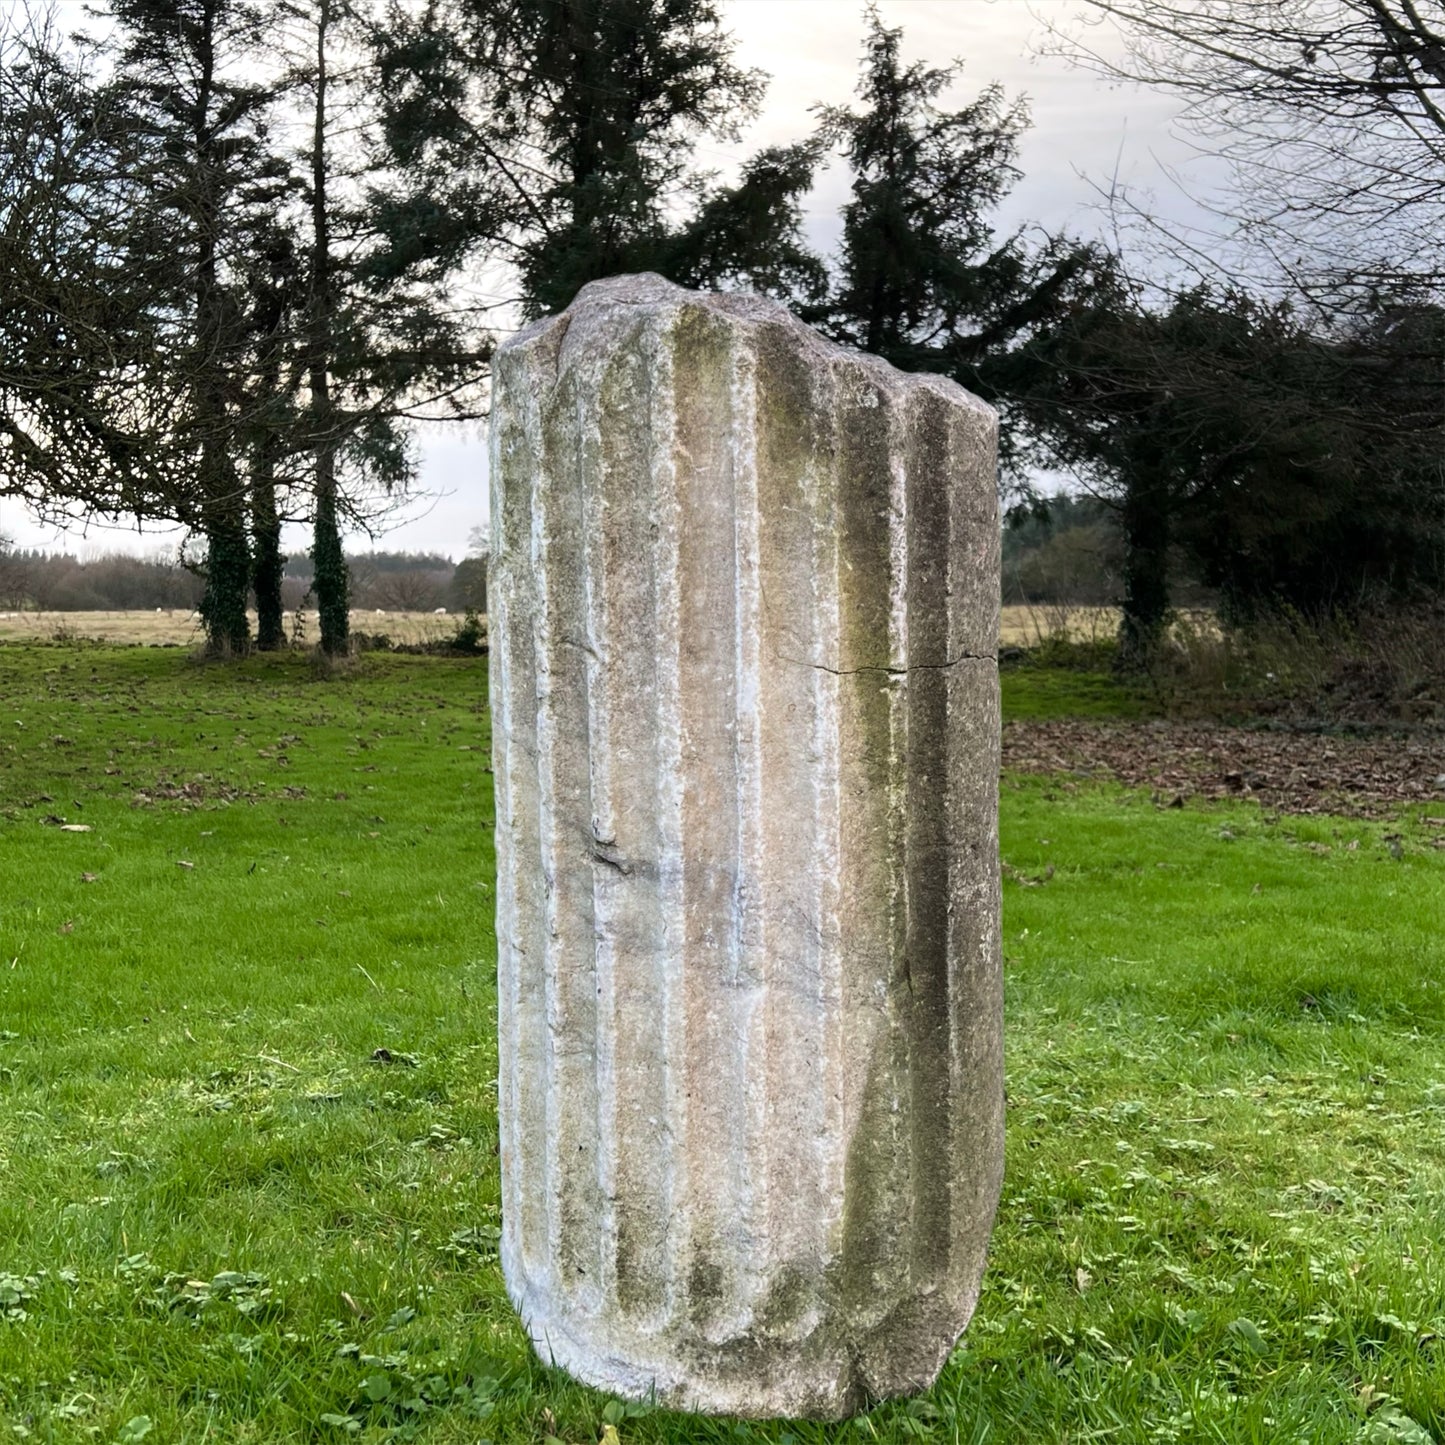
[
  {"xmin": 105, "ymin": 0, "xmax": 288, "ymax": 652},
  {"xmin": 371, "ymin": 0, "xmax": 825, "ymax": 315},
  {"xmin": 9, "ymin": 0, "xmax": 1434, "ymax": 675},
  {"xmin": 0, "ymin": 15, "xmax": 184, "ymax": 525},
  {"xmin": 1, "ymin": 0, "xmax": 489, "ymax": 655},
  {"xmin": 1034, "ymin": 0, "xmax": 1445, "ymax": 657},
  {"xmin": 1015, "ymin": 281, "xmax": 1445, "ymax": 659},
  {"xmin": 260, "ymin": 0, "xmax": 491, "ymax": 654},
  {"xmin": 800, "ymin": 10, "xmax": 1116, "ymax": 496}
]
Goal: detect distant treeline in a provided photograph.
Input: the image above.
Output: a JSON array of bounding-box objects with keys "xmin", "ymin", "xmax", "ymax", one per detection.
[
  {"xmin": 0, "ymin": 549, "xmax": 485, "ymax": 616},
  {"xmin": 1002, "ymin": 495, "xmax": 1213, "ymax": 611}
]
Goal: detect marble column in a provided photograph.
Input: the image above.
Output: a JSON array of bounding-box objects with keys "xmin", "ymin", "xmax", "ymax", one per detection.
[{"xmin": 488, "ymin": 274, "xmax": 1001, "ymax": 1419}]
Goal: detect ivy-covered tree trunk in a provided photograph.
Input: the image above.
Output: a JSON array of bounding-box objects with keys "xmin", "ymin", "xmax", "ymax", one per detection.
[
  {"xmin": 247, "ymin": 229, "xmax": 294, "ymax": 653},
  {"xmin": 201, "ymin": 474, "xmax": 251, "ymax": 655},
  {"xmin": 1117, "ymin": 466, "xmax": 1173, "ymax": 671},
  {"xmin": 308, "ymin": 0, "xmax": 348, "ymax": 656},
  {"xmin": 251, "ymin": 442, "xmax": 285, "ymax": 650},
  {"xmin": 311, "ymin": 452, "xmax": 347, "ymax": 652},
  {"xmin": 190, "ymin": 7, "xmax": 249, "ymax": 657}
]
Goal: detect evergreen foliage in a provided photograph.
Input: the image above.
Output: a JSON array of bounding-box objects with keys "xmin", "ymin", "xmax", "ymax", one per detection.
[
  {"xmin": 370, "ymin": 0, "xmax": 824, "ymax": 313},
  {"xmin": 0, "ymin": 19, "xmax": 181, "ymax": 522},
  {"xmin": 106, "ymin": 0, "xmax": 287, "ymax": 654},
  {"xmin": 1016, "ymin": 283, "xmax": 1445, "ymax": 654},
  {"xmin": 808, "ymin": 10, "xmax": 1115, "ymax": 486},
  {"xmin": 1, "ymin": 0, "xmax": 488, "ymax": 657}
]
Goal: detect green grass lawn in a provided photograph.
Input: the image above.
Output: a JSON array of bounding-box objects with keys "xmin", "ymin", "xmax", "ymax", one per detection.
[
  {"xmin": 2, "ymin": 646, "xmax": 1443, "ymax": 1444},
  {"xmin": 1000, "ymin": 662, "xmax": 1156, "ymax": 722}
]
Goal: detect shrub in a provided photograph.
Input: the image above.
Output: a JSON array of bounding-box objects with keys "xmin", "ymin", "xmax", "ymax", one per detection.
[{"xmin": 1145, "ymin": 602, "xmax": 1445, "ymax": 725}]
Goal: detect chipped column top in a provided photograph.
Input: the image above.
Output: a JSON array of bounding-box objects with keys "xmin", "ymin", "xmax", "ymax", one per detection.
[{"xmin": 498, "ymin": 272, "xmax": 997, "ymax": 426}]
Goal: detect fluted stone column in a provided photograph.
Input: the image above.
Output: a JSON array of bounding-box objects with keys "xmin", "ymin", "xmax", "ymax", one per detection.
[{"xmin": 488, "ymin": 274, "xmax": 1002, "ymax": 1420}]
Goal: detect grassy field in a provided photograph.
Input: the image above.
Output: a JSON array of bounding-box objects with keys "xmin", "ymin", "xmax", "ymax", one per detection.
[{"xmin": 1, "ymin": 645, "xmax": 1444, "ymax": 1443}]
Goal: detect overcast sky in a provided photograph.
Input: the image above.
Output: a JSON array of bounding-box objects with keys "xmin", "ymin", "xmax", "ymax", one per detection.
[{"xmin": 1, "ymin": 0, "xmax": 1208, "ymax": 561}]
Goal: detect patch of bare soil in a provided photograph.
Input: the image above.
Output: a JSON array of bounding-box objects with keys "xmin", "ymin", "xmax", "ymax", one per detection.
[{"xmin": 1003, "ymin": 719, "xmax": 1445, "ymax": 819}]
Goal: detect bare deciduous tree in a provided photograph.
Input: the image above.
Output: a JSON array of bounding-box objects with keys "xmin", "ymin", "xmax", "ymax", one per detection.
[{"xmin": 1049, "ymin": 0, "xmax": 1445, "ymax": 305}]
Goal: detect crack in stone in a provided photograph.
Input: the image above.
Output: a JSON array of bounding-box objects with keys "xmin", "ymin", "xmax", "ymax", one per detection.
[
  {"xmin": 559, "ymin": 635, "xmax": 602, "ymax": 661},
  {"xmin": 588, "ymin": 846, "xmax": 633, "ymax": 876},
  {"xmin": 790, "ymin": 650, "xmax": 997, "ymax": 677}
]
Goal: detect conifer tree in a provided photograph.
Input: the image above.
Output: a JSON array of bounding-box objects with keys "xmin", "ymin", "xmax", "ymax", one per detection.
[
  {"xmin": 300, "ymin": 0, "xmax": 349, "ymax": 653},
  {"xmin": 811, "ymin": 9, "xmax": 1113, "ymax": 483},
  {"xmin": 0, "ymin": 14, "xmax": 180, "ymax": 523},
  {"xmin": 107, "ymin": 0, "xmax": 285, "ymax": 654},
  {"xmin": 371, "ymin": 0, "xmax": 824, "ymax": 315},
  {"xmin": 276, "ymin": 0, "xmax": 492, "ymax": 654}
]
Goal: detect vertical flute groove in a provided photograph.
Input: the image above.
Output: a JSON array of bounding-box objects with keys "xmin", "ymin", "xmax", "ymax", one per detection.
[
  {"xmin": 539, "ymin": 370, "xmax": 603, "ymax": 1313},
  {"xmin": 581, "ymin": 348, "xmax": 617, "ymax": 1316},
  {"xmin": 643, "ymin": 319, "xmax": 687, "ymax": 1329},
  {"xmin": 495, "ymin": 341, "xmax": 549, "ymax": 1287},
  {"xmin": 671, "ymin": 304, "xmax": 748, "ymax": 1341},
  {"xmin": 730, "ymin": 327, "xmax": 767, "ymax": 1326}
]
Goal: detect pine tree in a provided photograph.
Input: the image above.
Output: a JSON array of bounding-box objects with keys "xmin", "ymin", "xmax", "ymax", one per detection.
[
  {"xmin": 812, "ymin": 9, "xmax": 1112, "ymax": 484},
  {"xmin": 3, "ymin": 2, "xmax": 481, "ymax": 658},
  {"xmin": 302, "ymin": 0, "xmax": 349, "ymax": 654},
  {"xmin": 370, "ymin": 0, "xmax": 823, "ymax": 315},
  {"xmin": 107, "ymin": 0, "xmax": 285, "ymax": 655},
  {"xmin": 0, "ymin": 16, "xmax": 179, "ymax": 523},
  {"xmin": 1013, "ymin": 282, "xmax": 1445, "ymax": 660}
]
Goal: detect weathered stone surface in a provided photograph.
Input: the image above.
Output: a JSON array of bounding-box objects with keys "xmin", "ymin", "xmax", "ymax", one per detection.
[{"xmin": 488, "ymin": 274, "xmax": 1002, "ymax": 1419}]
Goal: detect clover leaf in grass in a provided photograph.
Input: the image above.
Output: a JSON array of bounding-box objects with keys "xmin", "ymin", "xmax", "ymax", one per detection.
[
  {"xmin": 0, "ymin": 1272, "xmax": 38, "ymax": 1320},
  {"xmin": 1226, "ymin": 1316, "xmax": 1268, "ymax": 1355},
  {"xmin": 1365, "ymin": 1409, "xmax": 1435, "ymax": 1445}
]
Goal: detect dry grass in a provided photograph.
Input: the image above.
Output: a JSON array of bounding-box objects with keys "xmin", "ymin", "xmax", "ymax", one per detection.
[
  {"xmin": 3, "ymin": 602, "xmax": 1198, "ymax": 656},
  {"xmin": 999, "ymin": 603, "xmax": 1120, "ymax": 647},
  {"xmin": 1151, "ymin": 604, "xmax": 1445, "ymax": 724},
  {"xmin": 6, "ymin": 604, "xmax": 1108, "ymax": 650},
  {"xmin": 999, "ymin": 604, "xmax": 1224, "ymax": 649},
  {"xmin": 0, "ymin": 608, "xmax": 472, "ymax": 647}
]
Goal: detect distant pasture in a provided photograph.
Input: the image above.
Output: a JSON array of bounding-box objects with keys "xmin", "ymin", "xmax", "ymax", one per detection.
[
  {"xmin": 0, "ymin": 603, "xmax": 1212, "ymax": 651},
  {"xmin": 0, "ymin": 608, "xmax": 470, "ymax": 647}
]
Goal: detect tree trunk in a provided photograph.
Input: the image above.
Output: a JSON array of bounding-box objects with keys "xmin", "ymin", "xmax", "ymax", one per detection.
[
  {"xmin": 309, "ymin": 0, "xmax": 348, "ymax": 655},
  {"xmin": 251, "ymin": 440, "xmax": 285, "ymax": 650},
  {"xmin": 193, "ymin": 5, "xmax": 249, "ymax": 656},
  {"xmin": 312, "ymin": 453, "xmax": 348, "ymax": 651},
  {"xmin": 1117, "ymin": 467, "xmax": 1172, "ymax": 671},
  {"xmin": 201, "ymin": 469, "xmax": 251, "ymax": 656}
]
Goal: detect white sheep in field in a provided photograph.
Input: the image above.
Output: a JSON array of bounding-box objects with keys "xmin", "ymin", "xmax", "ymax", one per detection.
[{"xmin": 433, "ymin": 607, "xmax": 447, "ymax": 615}]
